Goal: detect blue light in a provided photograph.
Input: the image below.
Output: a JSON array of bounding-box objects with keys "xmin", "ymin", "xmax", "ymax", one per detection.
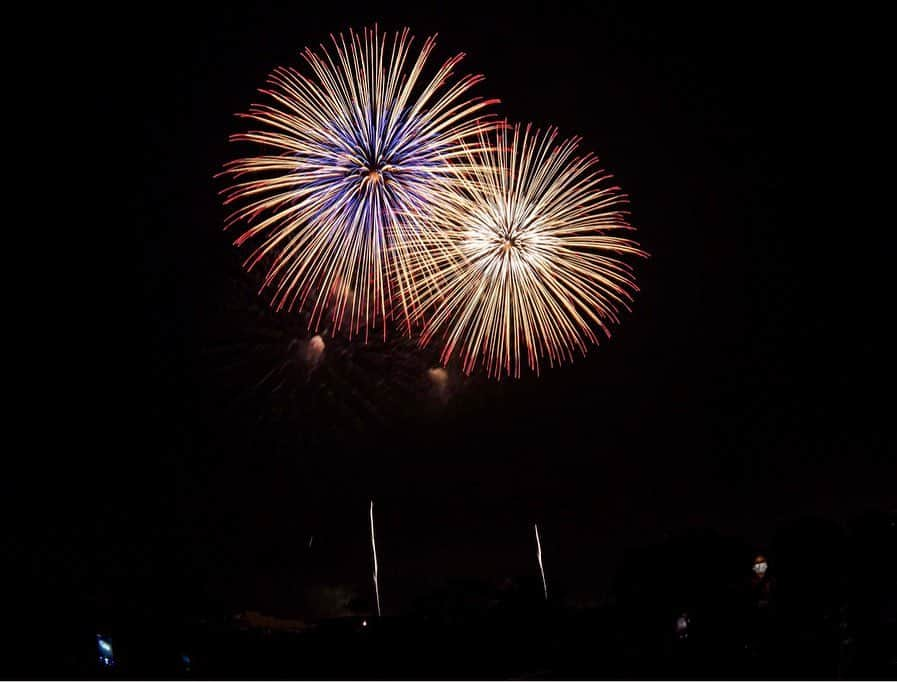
[{"xmin": 96, "ymin": 635, "xmax": 115, "ymax": 667}]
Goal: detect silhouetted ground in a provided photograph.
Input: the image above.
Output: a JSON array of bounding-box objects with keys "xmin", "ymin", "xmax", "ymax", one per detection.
[{"xmin": 38, "ymin": 510, "xmax": 895, "ymax": 679}]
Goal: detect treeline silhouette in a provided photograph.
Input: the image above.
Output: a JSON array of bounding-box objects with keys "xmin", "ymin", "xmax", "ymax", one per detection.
[{"xmin": 51, "ymin": 510, "xmax": 895, "ymax": 678}]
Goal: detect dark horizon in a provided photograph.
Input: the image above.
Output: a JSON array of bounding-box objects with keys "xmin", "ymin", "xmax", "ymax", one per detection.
[{"xmin": 109, "ymin": 0, "xmax": 894, "ymax": 634}]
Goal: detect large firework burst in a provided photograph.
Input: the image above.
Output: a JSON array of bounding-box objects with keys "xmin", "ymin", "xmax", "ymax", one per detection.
[
  {"xmin": 414, "ymin": 123, "xmax": 647, "ymax": 378},
  {"xmin": 220, "ymin": 26, "xmax": 498, "ymax": 338}
]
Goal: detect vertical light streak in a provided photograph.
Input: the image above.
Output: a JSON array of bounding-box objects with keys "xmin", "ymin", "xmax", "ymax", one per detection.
[
  {"xmin": 370, "ymin": 500, "xmax": 381, "ymax": 617},
  {"xmin": 535, "ymin": 522, "xmax": 548, "ymax": 601}
]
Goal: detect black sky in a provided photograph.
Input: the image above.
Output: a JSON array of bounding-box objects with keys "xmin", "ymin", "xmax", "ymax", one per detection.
[{"xmin": 118, "ymin": 1, "xmax": 894, "ymax": 624}]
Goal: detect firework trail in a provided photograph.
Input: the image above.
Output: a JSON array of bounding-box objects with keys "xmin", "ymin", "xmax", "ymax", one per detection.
[
  {"xmin": 535, "ymin": 523, "xmax": 548, "ymax": 601},
  {"xmin": 220, "ymin": 26, "xmax": 499, "ymax": 338},
  {"xmin": 413, "ymin": 123, "xmax": 647, "ymax": 378},
  {"xmin": 370, "ymin": 500, "xmax": 381, "ymax": 617}
]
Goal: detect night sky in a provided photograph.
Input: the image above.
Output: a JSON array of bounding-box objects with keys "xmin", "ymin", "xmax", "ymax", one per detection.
[{"xmin": 117, "ymin": 1, "xmax": 894, "ymax": 626}]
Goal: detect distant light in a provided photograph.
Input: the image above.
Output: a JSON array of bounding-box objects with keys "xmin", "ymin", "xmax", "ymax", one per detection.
[
  {"xmin": 427, "ymin": 367, "xmax": 450, "ymax": 403},
  {"xmin": 753, "ymin": 554, "xmax": 768, "ymax": 578},
  {"xmin": 182, "ymin": 654, "xmax": 191, "ymax": 670},
  {"xmin": 303, "ymin": 335, "xmax": 326, "ymax": 368},
  {"xmin": 427, "ymin": 367, "xmax": 448, "ymax": 385},
  {"xmin": 675, "ymin": 614, "xmax": 689, "ymax": 640},
  {"xmin": 96, "ymin": 635, "xmax": 114, "ymax": 667},
  {"xmin": 362, "ymin": 620, "xmax": 368, "ymax": 627}
]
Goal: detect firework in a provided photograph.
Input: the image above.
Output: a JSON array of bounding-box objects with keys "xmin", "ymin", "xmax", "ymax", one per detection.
[
  {"xmin": 414, "ymin": 123, "xmax": 647, "ymax": 378},
  {"xmin": 302, "ymin": 334, "xmax": 326, "ymax": 370},
  {"xmin": 370, "ymin": 500, "xmax": 381, "ymax": 617},
  {"xmin": 220, "ymin": 26, "xmax": 498, "ymax": 338},
  {"xmin": 534, "ymin": 523, "xmax": 548, "ymax": 601},
  {"xmin": 426, "ymin": 366, "xmax": 451, "ymax": 404}
]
